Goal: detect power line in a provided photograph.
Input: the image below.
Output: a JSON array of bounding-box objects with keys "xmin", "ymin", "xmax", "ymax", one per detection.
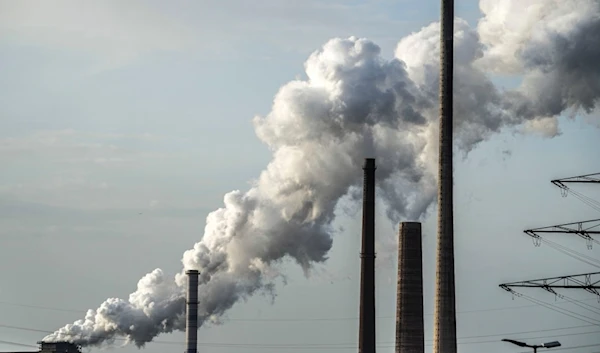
[
  {"xmin": 3, "ymin": 296, "xmax": 600, "ymax": 349},
  {"xmin": 566, "ymin": 188, "xmax": 600, "ymax": 213},
  {"xmin": 2, "ymin": 322, "xmax": 600, "ymax": 347},
  {"xmin": 540, "ymin": 238, "xmax": 600, "ymax": 269},
  {"xmin": 522, "ymin": 231, "xmax": 600, "ymax": 269},
  {"xmin": 508, "ymin": 291, "xmax": 600, "ymax": 326},
  {"xmin": 0, "ymin": 302, "xmax": 80, "ymax": 314},
  {"xmin": 517, "ymin": 343, "xmax": 600, "ymax": 353},
  {"xmin": 1, "ymin": 298, "xmax": 598, "ymax": 322},
  {"xmin": 0, "ymin": 324, "xmax": 49, "ymax": 334},
  {"xmin": 0, "ymin": 339, "xmax": 38, "ymax": 348},
  {"xmin": 0, "ymin": 335, "xmax": 596, "ymax": 352},
  {"xmin": 558, "ymin": 293, "xmax": 600, "ymax": 316}
]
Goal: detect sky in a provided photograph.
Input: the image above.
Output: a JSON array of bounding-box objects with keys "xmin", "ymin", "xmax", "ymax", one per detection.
[{"xmin": 1, "ymin": 1, "xmax": 600, "ymax": 353}]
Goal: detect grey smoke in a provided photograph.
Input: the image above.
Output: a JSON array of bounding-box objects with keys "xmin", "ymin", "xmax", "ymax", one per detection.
[
  {"xmin": 478, "ymin": 0, "xmax": 600, "ymax": 123},
  {"xmin": 44, "ymin": 1, "xmax": 600, "ymax": 348}
]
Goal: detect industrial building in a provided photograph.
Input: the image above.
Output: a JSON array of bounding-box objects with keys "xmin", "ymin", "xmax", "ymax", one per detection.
[{"xmin": 2, "ymin": 342, "xmax": 81, "ymax": 353}]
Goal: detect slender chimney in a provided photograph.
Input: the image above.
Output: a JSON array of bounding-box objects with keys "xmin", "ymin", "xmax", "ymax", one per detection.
[
  {"xmin": 395, "ymin": 222, "xmax": 424, "ymax": 353},
  {"xmin": 358, "ymin": 158, "xmax": 376, "ymax": 353},
  {"xmin": 185, "ymin": 270, "xmax": 199, "ymax": 353},
  {"xmin": 433, "ymin": 0, "xmax": 457, "ymax": 352}
]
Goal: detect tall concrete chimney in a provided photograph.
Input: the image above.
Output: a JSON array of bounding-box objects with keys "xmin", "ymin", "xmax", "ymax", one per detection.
[
  {"xmin": 433, "ymin": 0, "xmax": 457, "ymax": 353},
  {"xmin": 395, "ymin": 222, "xmax": 424, "ymax": 353},
  {"xmin": 185, "ymin": 270, "xmax": 199, "ymax": 353},
  {"xmin": 358, "ymin": 158, "xmax": 376, "ymax": 353}
]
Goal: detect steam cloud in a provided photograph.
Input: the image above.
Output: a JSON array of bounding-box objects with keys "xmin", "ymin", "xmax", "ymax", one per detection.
[{"xmin": 44, "ymin": 0, "xmax": 600, "ymax": 347}]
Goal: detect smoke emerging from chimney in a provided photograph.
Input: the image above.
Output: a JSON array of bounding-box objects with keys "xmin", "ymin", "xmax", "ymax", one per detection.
[{"xmin": 44, "ymin": 0, "xmax": 600, "ymax": 347}]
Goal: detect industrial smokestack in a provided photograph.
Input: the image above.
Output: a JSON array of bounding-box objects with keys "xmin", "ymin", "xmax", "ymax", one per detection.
[
  {"xmin": 433, "ymin": 0, "xmax": 458, "ymax": 353},
  {"xmin": 358, "ymin": 158, "xmax": 376, "ymax": 353},
  {"xmin": 395, "ymin": 222, "xmax": 424, "ymax": 353},
  {"xmin": 185, "ymin": 270, "xmax": 199, "ymax": 353}
]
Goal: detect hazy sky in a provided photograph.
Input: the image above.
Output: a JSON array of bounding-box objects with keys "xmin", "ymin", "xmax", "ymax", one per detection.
[{"xmin": 1, "ymin": 1, "xmax": 599, "ymax": 353}]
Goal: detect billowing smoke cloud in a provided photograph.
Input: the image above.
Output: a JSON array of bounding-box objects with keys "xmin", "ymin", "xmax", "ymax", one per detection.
[
  {"xmin": 44, "ymin": 0, "xmax": 600, "ymax": 348},
  {"xmin": 478, "ymin": 0, "xmax": 600, "ymax": 125}
]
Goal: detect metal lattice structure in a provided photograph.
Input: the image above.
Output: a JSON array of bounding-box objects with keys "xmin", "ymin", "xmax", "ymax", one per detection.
[
  {"xmin": 551, "ymin": 173, "xmax": 600, "ymax": 187},
  {"xmin": 499, "ymin": 272, "xmax": 600, "ymax": 296},
  {"xmin": 524, "ymin": 219, "xmax": 600, "ymax": 248},
  {"xmin": 551, "ymin": 173, "xmax": 600, "ymax": 202},
  {"xmin": 499, "ymin": 173, "xmax": 600, "ymax": 313}
]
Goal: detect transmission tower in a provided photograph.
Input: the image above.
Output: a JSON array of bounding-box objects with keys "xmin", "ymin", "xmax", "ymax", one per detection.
[
  {"xmin": 551, "ymin": 173, "xmax": 600, "ymax": 187},
  {"xmin": 500, "ymin": 172, "xmax": 600, "ymax": 304},
  {"xmin": 500, "ymin": 272, "xmax": 600, "ymax": 296},
  {"xmin": 526, "ymin": 173, "xmax": 600, "ymax": 248},
  {"xmin": 524, "ymin": 219, "xmax": 600, "ymax": 249},
  {"xmin": 551, "ymin": 173, "xmax": 600, "ymax": 211}
]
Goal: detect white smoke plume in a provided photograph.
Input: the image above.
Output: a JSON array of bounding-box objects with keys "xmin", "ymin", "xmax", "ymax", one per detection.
[
  {"xmin": 44, "ymin": 0, "xmax": 600, "ymax": 348},
  {"xmin": 478, "ymin": 0, "xmax": 600, "ymax": 118}
]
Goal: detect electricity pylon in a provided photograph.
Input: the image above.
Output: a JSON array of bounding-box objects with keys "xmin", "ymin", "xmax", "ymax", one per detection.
[
  {"xmin": 524, "ymin": 219, "xmax": 600, "ymax": 249},
  {"xmin": 500, "ymin": 172, "xmax": 600, "ymax": 302},
  {"xmin": 500, "ymin": 272, "xmax": 600, "ymax": 296},
  {"xmin": 551, "ymin": 173, "xmax": 600, "ymax": 187}
]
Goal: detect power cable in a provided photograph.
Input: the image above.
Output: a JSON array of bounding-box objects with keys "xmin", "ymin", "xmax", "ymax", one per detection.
[
  {"xmin": 536, "ymin": 237, "xmax": 600, "ymax": 269},
  {"xmin": 557, "ymin": 293, "xmax": 600, "ymax": 316},
  {"xmin": 511, "ymin": 291, "xmax": 600, "ymax": 326},
  {"xmin": 2, "ymin": 322, "xmax": 600, "ymax": 347},
  {"xmin": 562, "ymin": 187, "xmax": 600, "ymax": 213},
  {"xmin": 542, "ymin": 237, "xmax": 600, "ymax": 265},
  {"xmin": 1, "ymin": 298, "xmax": 598, "ymax": 322},
  {"xmin": 516, "ymin": 342, "xmax": 600, "ymax": 353},
  {"xmin": 0, "ymin": 339, "xmax": 38, "ymax": 348}
]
